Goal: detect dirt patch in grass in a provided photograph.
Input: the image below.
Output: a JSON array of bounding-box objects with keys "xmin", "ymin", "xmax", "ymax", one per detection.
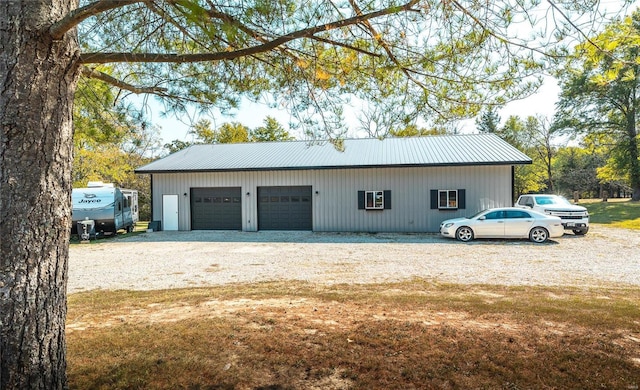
[{"xmin": 67, "ymin": 282, "xmax": 640, "ymax": 389}]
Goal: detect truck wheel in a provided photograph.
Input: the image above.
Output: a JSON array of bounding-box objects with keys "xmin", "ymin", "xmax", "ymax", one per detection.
[
  {"xmin": 529, "ymin": 227, "xmax": 549, "ymax": 243},
  {"xmin": 573, "ymin": 229, "xmax": 588, "ymax": 235},
  {"xmin": 455, "ymin": 226, "xmax": 474, "ymax": 242}
]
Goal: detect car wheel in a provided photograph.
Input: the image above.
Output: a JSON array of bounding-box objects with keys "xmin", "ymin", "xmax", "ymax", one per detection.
[
  {"xmin": 529, "ymin": 227, "xmax": 549, "ymax": 243},
  {"xmin": 455, "ymin": 226, "xmax": 474, "ymax": 242}
]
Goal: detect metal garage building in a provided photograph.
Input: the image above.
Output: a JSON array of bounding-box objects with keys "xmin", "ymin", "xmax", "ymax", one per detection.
[{"xmin": 135, "ymin": 134, "xmax": 531, "ymax": 233}]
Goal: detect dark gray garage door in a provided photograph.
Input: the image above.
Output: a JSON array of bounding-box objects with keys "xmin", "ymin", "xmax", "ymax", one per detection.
[
  {"xmin": 191, "ymin": 187, "xmax": 242, "ymax": 230},
  {"xmin": 258, "ymin": 186, "xmax": 312, "ymax": 230}
]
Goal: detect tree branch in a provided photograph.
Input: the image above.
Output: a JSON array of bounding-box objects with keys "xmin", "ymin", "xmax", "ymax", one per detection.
[
  {"xmin": 346, "ymin": 0, "xmax": 443, "ymax": 116},
  {"xmin": 546, "ymin": 0, "xmax": 606, "ymax": 55},
  {"xmin": 79, "ymin": 0, "xmax": 420, "ymax": 64},
  {"xmin": 50, "ymin": 0, "xmax": 143, "ymax": 40},
  {"xmin": 80, "ymin": 66, "xmax": 168, "ymax": 94},
  {"xmin": 450, "ymin": 0, "xmax": 561, "ymax": 59},
  {"xmin": 310, "ymin": 36, "xmax": 382, "ymax": 57}
]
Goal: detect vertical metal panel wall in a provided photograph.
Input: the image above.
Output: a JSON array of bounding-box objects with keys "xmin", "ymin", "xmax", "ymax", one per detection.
[{"xmin": 150, "ymin": 165, "xmax": 513, "ymax": 232}]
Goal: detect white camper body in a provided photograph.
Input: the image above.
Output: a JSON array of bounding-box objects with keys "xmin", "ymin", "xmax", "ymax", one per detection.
[{"xmin": 71, "ymin": 182, "xmax": 136, "ymax": 236}]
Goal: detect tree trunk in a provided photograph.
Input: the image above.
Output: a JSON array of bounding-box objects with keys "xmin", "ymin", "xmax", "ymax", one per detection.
[
  {"xmin": 1, "ymin": 1, "xmax": 79, "ymax": 389},
  {"xmin": 627, "ymin": 91, "xmax": 640, "ymax": 201}
]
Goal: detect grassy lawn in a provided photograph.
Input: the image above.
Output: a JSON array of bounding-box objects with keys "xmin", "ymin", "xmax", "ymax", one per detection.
[
  {"xmin": 66, "ymin": 281, "xmax": 640, "ymax": 389},
  {"xmin": 578, "ymin": 198, "xmax": 640, "ymax": 229}
]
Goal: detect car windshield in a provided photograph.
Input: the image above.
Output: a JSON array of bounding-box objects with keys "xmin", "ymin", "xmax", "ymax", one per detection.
[{"xmin": 534, "ymin": 195, "xmax": 571, "ymax": 206}]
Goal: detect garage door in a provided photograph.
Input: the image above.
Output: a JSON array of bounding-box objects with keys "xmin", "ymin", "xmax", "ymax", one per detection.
[
  {"xmin": 258, "ymin": 186, "xmax": 312, "ymax": 230},
  {"xmin": 191, "ymin": 187, "xmax": 242, "ymax": 230}
]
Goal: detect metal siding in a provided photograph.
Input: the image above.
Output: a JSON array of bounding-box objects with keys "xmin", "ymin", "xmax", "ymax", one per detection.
[{"xmin": 151, "ymin": 165, "xmax": 514, "ymax": 232}]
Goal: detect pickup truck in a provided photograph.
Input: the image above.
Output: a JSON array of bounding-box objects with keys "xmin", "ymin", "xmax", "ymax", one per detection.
[{"xmin": 515, "ymin": 194, "xmax": 589, "ymax": 235}]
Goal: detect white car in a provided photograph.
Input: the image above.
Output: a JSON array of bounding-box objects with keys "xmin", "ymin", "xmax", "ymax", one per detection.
[{"xmin": 440, "ymin": 207, "xmax": 564, "ymax": 243}]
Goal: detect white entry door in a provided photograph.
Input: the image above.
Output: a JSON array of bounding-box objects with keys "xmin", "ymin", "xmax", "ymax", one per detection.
[{"xmin": 162, "ymin": 194, "xmax": 179, "ymax": 231}]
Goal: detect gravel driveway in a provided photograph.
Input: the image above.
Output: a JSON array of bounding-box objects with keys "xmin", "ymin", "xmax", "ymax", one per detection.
[{"xmin": 68, "ymin": 226, "xmax": 640, "ymax": 293}]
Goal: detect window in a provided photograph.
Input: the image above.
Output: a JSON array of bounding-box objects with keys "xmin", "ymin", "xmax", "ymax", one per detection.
[
  {"xmin": 366, "ymin": 191, "xmax": 384, "ymax": 209},
  {"xmin": 358, "ymin": 190, "xmax": 392, "ymax": 210},
  {"xmin": 517, "ymin": 195, "xmax": 533, "ymax": 208},
  {"xmin": 439, "ymin": 190, "xmax": 457, "ymax": 209},
  {"xmin": 484, "ymin": 210, "xmax": 504, "ymax": 220},
  {"xmin": 430, "ymin": 189, "xmax": 466, "ymax": 210},
  {"xmin": 505, "ymin": 209, "xmax": 530, "ymax": 219}
]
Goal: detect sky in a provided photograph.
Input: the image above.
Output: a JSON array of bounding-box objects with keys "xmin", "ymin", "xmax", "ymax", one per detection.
[
  {"xmin": 147, "ymin": 73, "xmax": 561, "ymax": 146},
  {"xmin": 141, "ymin": 1, "xmax": 633, "ymax": 146}
]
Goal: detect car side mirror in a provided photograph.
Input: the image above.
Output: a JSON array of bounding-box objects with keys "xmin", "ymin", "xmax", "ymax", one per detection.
[{"xmin": 478, "ymin": 216, "xmax": 486, "ymax": 220}]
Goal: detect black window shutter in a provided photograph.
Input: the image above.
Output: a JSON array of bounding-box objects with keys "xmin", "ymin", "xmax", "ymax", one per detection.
[
  {"xmin": 357, "ymin": 191, "xmax": 365, "ymax": 210},
  {"xmin": 383, "ymin": 190, "xmax": 391, "ymax": 209},
  {"xmin": 430, "ymin": 189, "xmax": 438, "ymax": 209},
  {"xmin": 458, "ymin": 189, "xmax": 466, "ymax": 209}
]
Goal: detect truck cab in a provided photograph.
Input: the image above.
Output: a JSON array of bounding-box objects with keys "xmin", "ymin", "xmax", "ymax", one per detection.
[{"xmin": 515, "ymin": 194, "xmax": 589, "ymax": 235}]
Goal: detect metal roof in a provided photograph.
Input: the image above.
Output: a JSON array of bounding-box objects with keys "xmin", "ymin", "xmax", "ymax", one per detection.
[{"xmin": 135, "ymin": 133, "xmax": 532, "ymax": 173}]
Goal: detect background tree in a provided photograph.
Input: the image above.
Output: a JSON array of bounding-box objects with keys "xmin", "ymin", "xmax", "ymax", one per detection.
[
  {"xmin": 73, "ymin": 77, "xmax": 161, "ymax": 220},
  {"xmin": 554, "ymin": 10, "xmax": 640, "ymax": 201},
  {"xmin": 251, "ymin": 116, "xmax": 295, "ymax": 142},
  {"xmin": 164, "ymin": 117, "xmax": 294, "ymax": 154},
  {"xmin": 475, "ymin": 106, "xmax": 501, "ymax": 134},
  {"xmin": 498, "ymin": 116, "xmax": 546, "ymax": 197},
  {"xmin": 525, "ymin": 116, "xmax": 558, "ymax": 193},
  {"xmin": 215, "ymin": 122, "xmax": 251, "ymax": 144},
  {"xmin": 584, "ymin": 133, "xmax": 633, "ymax": 198},
  {"xmin": 190, "ymin": 120, "xmax": 251, "ymax": 143},
  {"xmin": 186, "ymin": 119, "xmax": 250, "ymax": 144},
  {"xmin": 553, "ymin": 146, "xmax": 602, "ymax": 198},
  {"xmin": 164, "ymin": 139, "xmax": 193, "ymax": 154},
  {"xmin": 188, "ymin": 119, "xmax": 218, "ymax": 144},
  {"xmin": 0, "ymin": 1, "xmax": 629, "ymax": 388},
  {"xmin": 389, "ymin": 124, "xmax": 447, "ymax": 137}
]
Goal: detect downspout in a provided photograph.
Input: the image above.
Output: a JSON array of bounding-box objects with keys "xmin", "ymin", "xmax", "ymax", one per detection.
[
  {"xmin": 149, "ymin": 174, "xmax": 154, "ymax": 222},
  {"xmin": 511, "ymin": 166, "xmax": 515, "ymax": 203}
]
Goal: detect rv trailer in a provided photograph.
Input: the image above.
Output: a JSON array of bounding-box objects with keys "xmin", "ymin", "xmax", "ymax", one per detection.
[{"xmin": 71, "ymin": 182, "xmax": 136, "ymax": 237}]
